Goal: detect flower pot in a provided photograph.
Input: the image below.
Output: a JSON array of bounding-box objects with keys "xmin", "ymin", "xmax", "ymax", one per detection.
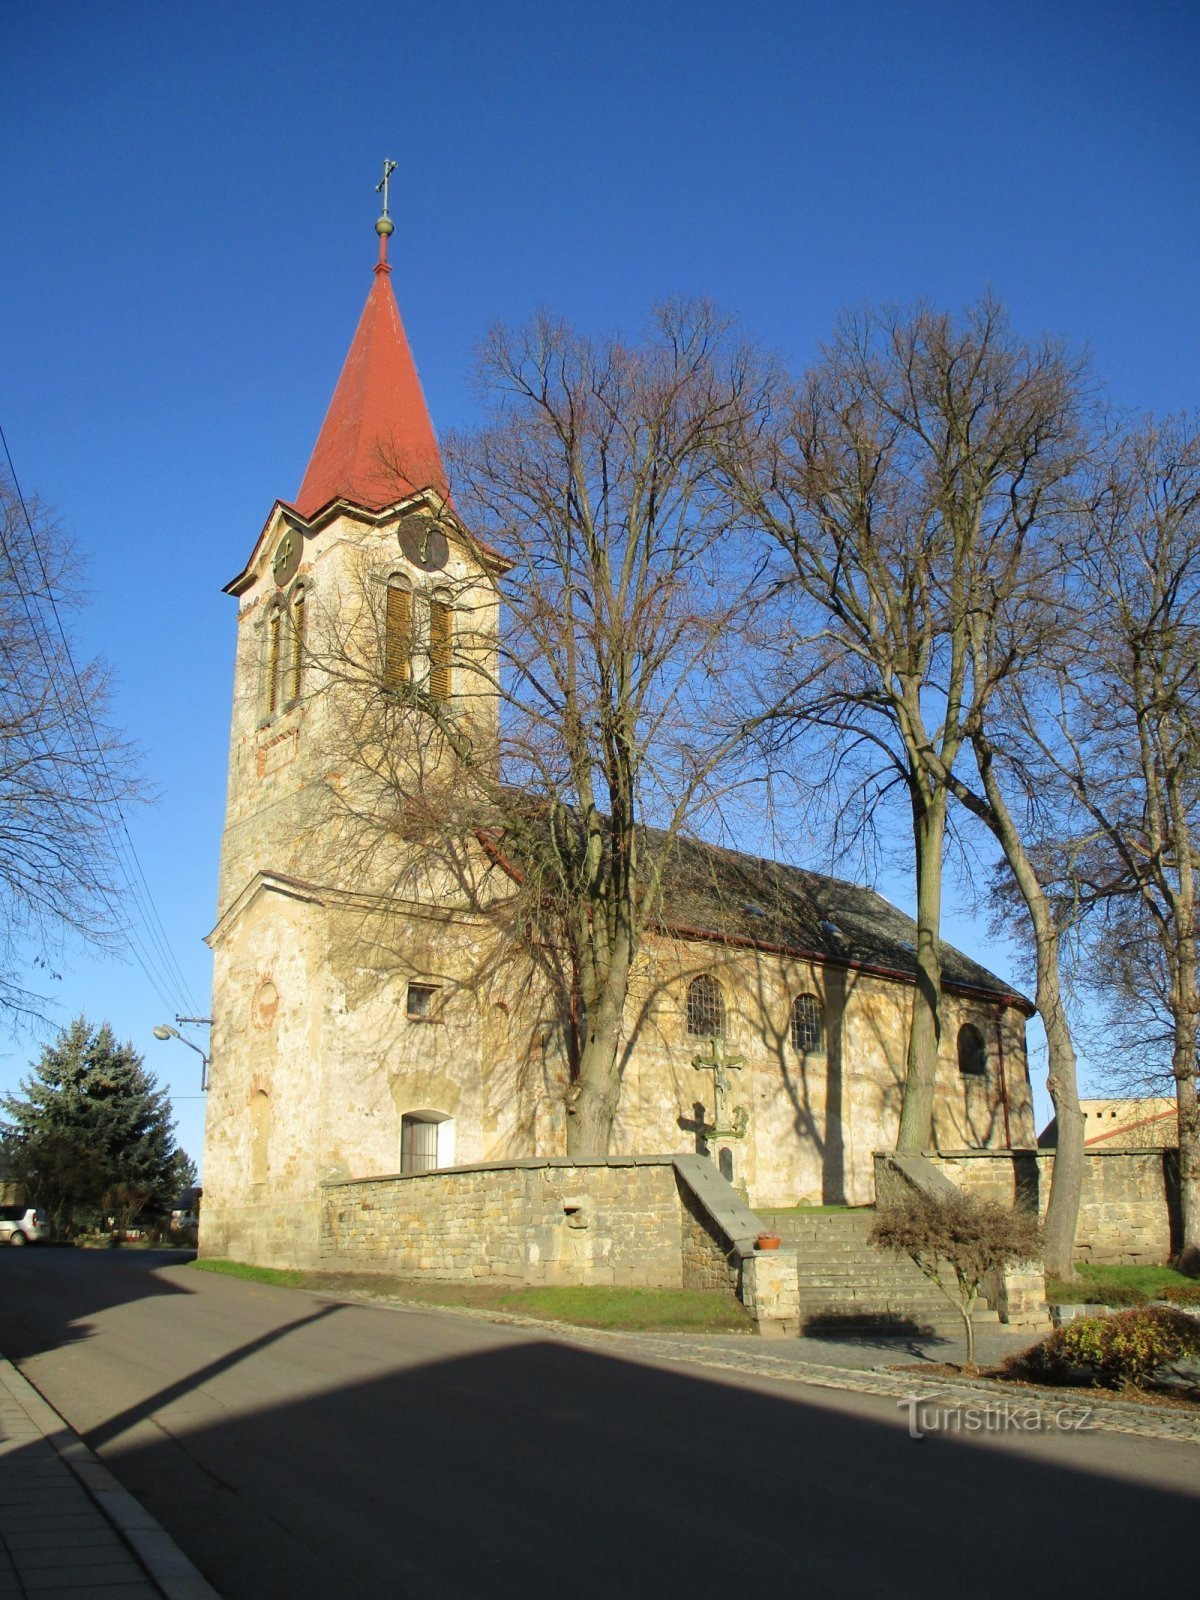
[{"xmin": 755, "ymin": 1233, "xmax": 782, "ymax": 1251}]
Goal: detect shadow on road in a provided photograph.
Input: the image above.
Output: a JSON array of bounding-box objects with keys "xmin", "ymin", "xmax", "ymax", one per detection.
[
  {"xmin": 92, "ymin": 1324, "xmax": 1200, "ymax": 1600},
  {"xmin": 3, "ymin": 1252, "xmax": 1198, "ymax": 1600},
  {"xmin": 0, "ymin": 1247, "xmax": 195, "ymax": 1356}
]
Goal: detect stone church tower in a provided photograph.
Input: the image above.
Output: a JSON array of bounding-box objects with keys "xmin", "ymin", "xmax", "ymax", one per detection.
[
  {"xmin": 204, "ymin": 200, "xmax": 510, "ymax": 1264},
  {"xmin": 203, "ymin": 198, "xmax": 1037, "ymax": 1270}
]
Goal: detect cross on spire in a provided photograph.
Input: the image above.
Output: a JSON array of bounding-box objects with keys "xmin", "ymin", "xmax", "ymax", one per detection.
[
  {"xmin": 374, "ymin": 159, "xmax": 398, "ymax": 268},
  {"xmin": 375, "ymin": 158, "xmax": 397, "ymax": 218}
]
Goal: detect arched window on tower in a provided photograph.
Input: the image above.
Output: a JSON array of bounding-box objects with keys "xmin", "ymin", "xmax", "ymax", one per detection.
[
  {"xmin": 686, "ymin": 974, "xmax": 726, "ymax": 1038},
  {"xmin": 384, "ymin": 577, "xmax": 412, "ymax": 688},
  {"xmin": 429, "ymin": 593, "xmax": 453, "ymax": 701},
  {"xmin": 264, "ymin": 600, "xmax": 285, "ymax": 716},
  {"xmin": 790, "ymin": 992, "xmax": 824, "ymax": 1052},
  {"xmin": 957, "ymin": 1023, "xmax": 987, "ymax": 1077},
  {"xmin": 264, "ymin": 589, "xmax": 306, "ymax": 716},
  {"xmin": 287, "ymin": 583, "xmax": 306, "ymax": 704}
]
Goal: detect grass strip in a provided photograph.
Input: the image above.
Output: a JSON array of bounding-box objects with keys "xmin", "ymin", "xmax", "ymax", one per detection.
[
  {"xmin": 190, "ymin": 1257, "xmax": 306, "ymax": 1288},
  {"xmin": 1045, "ymin": 1262, "xmax": 1197, "ymax": 1305},
  {"xmin": 191, "ymin": 1259, "xmax": 753, "ymax": 1330}
]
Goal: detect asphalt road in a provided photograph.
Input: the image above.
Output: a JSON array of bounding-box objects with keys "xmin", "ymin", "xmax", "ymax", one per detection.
[{"xmin": 1, "ymin": 1248, "xmax": 1198, "ymax": 1600}]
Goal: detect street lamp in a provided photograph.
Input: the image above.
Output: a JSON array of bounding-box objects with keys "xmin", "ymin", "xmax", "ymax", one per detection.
[{"xmin": 152, "ymin": 1019, "xmax": 212, "ymax": 1092}]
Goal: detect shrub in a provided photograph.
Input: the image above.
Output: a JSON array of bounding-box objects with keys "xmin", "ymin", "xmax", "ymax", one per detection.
[
  {"xmin": 1009, "ymin": 1305, "xmax": 1200, "ymax": 1390},
  {"xmin": 870, "ymin": 1186, "xmax": 1041, "ymax": 1368},
  {"xmin": 1154, "ymin": 1281, "xmax": 1200, "ymax": 1308}
]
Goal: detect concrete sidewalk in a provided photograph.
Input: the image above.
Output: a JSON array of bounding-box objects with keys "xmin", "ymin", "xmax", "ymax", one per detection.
[{"xmin": 0, "ymin": 1358, "xmax": 219, "ymax": 1600}]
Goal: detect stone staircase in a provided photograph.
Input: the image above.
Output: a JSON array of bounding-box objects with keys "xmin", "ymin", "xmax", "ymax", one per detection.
[{"xmin": 755, "ymin": 1207, "xmax": 1003, "ymax": 1336}]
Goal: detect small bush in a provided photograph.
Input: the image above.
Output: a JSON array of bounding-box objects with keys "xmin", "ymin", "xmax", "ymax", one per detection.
[
  {"xmin": 1009, "ymin": 1305, "xmax": 1200, "ymax": 1390},
  {"xmin": 1154, "ymin": 1282, "xmax": 1200, "ymax": 1308},
  {"xmin": 871, "ymin": 1186, "xmax": 1041, "ymax": 1367},
  {"xmin": 870, "ymin": 1188, "xmax": 1041, "ymax": 1281}
]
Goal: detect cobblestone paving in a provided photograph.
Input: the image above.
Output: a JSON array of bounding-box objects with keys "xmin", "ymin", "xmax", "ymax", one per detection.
[
  {"xmin": 561, "ymin": 1326, "xmax": 1200, "ymax": 1445},
  {"xmin": 342, "ymin": 1290, "xmax": 1200, "ymax": 1446}
]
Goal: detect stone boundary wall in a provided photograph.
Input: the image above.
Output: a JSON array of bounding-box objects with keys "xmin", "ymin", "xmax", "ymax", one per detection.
[
  {"xmin": 320, "ymin": 1155, "xmax": 800, "ymax": 1333},
  {"xmin": 917, "ymin": 1148, "xmax": 1179, "ymax": 1265},
  {"xmin": 320, "ymin": 1158, "xmax": 684, "ymax": 1287},
  {"xmin": 679, "ymin": 1181, "xmax": 738, "ymax": 1292}
]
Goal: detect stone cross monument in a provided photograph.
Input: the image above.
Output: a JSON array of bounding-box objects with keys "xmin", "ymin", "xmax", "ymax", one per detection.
[{"xmin": 691, "ymin": 1035, "xmax": 749, "ymax": 1145}]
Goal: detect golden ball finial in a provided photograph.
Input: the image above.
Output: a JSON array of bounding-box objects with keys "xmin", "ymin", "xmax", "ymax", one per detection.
[{"xmin": 376, "ymin": 215, "xmax": 395, "ymax": 238}]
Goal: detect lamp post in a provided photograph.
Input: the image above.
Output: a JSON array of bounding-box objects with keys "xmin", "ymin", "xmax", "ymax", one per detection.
[{"xmin": 152, "ymin": 1018, "xmax": 212, "ymax": 1092}]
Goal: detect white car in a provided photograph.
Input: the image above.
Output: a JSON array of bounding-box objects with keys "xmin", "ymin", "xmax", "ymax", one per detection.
[{"xmin": 0, "ymin": 1206, "xmax": 51, "ymax": 1246}]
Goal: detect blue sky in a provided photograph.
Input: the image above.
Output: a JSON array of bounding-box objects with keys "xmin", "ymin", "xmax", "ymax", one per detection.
[{"xmin": 3, "ymin": 0, "xmax": 1197, "ymax": 1168}]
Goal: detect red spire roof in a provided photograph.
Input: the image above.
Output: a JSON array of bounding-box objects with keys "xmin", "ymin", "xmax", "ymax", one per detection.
[{"xmin": 294, "ymin": 237, "xmax": 448, "ymax": 519}]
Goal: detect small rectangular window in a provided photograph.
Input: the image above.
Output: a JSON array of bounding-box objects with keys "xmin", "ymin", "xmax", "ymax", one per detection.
[{"xmin": 406, "ymin": 983, "xmax": 438, "ymax": 1020}]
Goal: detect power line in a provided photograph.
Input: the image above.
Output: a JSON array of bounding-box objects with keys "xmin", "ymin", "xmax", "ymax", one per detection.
[{"xmin": 0, "ymin": 424, "xmax": 202, "ymax": 1018}]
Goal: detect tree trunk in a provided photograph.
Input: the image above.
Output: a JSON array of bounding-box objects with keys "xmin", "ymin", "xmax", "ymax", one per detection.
[
  {"xmin": 961, "ymin": 1299, "xmax": 977, "ymax": 1371},
  {"xmin": 1168, "ymin": 813, "xmax": 1200, "ymax": 1271},
  {"xmin": 567, "ymin": 1052, "xmax": 620, "ymax": 1158},
  {"xmin": 1174, "ymin": 1013, "xmax": 1200, "ymax": 1275},
  {"xmin": 950, "ymin": 740, "xmax": 1085, "ymax": 1278},
  {"xmin": 565, "ymin": 931, "xmax": 633, "ymax": 1159},
  {"xmin": 1039, "ymin": 988, "xmax": 1084, "ymax": 1281},
  {"xmin": 896, "ymin": 789, "xmax": 946, "ymax": 1153},
  {"xmin": 972, "ymin": 748, "xmax": 1083, "ymax": 1278}
]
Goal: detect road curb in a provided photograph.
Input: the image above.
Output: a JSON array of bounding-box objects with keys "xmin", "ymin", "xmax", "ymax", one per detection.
[{"xmin": 0, "ymin": 1356, "xmax": 222, "ymax": 1600}]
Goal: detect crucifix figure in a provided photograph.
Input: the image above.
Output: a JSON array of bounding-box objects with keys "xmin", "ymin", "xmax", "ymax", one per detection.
[
  {"xmin": 376, "ymin": 158, "xmax": 398, "ymax": 218},
  {"xmin": 691, "ymin": 1035, "xmax": 748, "ymax": 1144}
]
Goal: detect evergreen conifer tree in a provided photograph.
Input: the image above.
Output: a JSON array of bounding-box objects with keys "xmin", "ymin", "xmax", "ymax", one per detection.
[{"xmin": 0, "ymin": 1016, "xmax": 191, "ymax": 1233}]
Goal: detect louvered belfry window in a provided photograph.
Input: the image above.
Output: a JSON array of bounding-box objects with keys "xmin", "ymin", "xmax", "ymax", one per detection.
[
  {"xmin": 288, "ymin": 587, "xmax": 305, "ymax": 703},
  {"xmin": 686, "ymin": 974, "xmax": 726, "ymax": 1037},
  {"xmin": 266, "ymin": 606, "xmax": 282, "ymax": 715},
  {"xmin": 429, "ymin": 597, "xmax": 453, "ymax": 701},
  {"xmin": 384, "ymin": 581, "xmax": 412, "ymax": 688}
]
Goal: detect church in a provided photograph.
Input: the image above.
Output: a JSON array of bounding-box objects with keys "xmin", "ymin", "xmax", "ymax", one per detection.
[{"xmin": 201, "ymin": 194, "xmax": 1037, "ymax": 1270}]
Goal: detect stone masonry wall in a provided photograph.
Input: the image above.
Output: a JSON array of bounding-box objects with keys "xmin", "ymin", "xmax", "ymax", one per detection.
[
  {"xmin": 679, "ymin": 1179, "xmax": 739, "ymax": 1292},
  {"xmin": 321, "ymin": 1158, "xmax": 688, "ymax": 1287},
  {"xmin": 925, "ymin": 1148, "xmax": 1178, "ymax": 1264}
]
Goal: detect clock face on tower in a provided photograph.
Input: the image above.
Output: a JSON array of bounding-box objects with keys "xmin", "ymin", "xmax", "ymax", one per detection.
[
  {"xmin": 398, "ymin": 514, "xmax": 448, "ymax": 573},
  {"xmin": 272, "ymin": 527, "xmax": 303, "ymax": 587}
]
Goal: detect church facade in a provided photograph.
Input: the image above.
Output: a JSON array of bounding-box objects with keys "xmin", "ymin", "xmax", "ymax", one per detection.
[{"xmin": 201, "ymin": 210, "xmax": 1037, "ymax": 1269}]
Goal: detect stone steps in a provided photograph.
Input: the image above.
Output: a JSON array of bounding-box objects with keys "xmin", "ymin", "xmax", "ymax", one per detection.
[{"xmin": 758, "ymin": 1208, "xmax": 1003, "ymax": 1334}]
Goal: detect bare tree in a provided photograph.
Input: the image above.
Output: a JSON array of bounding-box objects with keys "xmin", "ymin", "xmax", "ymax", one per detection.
[
  {"xmin": 313, "ymin": 303, "xmax": 771, "ymax": 1156},
  {"xmin": 934, "ymin": 567, "xmax": 1091, "ymax": 1279},
  {"xmin": 1032, "ymin": 417, "xmax": 1200, "ymax": 1270},
  {"xmin": 731, "ymin": 298, "xmax": 1087, "ymax": 1158},
  {"xmin": 0, "ymin": 475, "xmax": 139, "ymax": 1019}
]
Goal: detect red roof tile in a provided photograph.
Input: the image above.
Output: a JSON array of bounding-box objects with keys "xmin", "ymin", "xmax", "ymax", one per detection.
[{"xmin": 294, "ymin": 247, "xmax": 448, "ymax": 518}]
